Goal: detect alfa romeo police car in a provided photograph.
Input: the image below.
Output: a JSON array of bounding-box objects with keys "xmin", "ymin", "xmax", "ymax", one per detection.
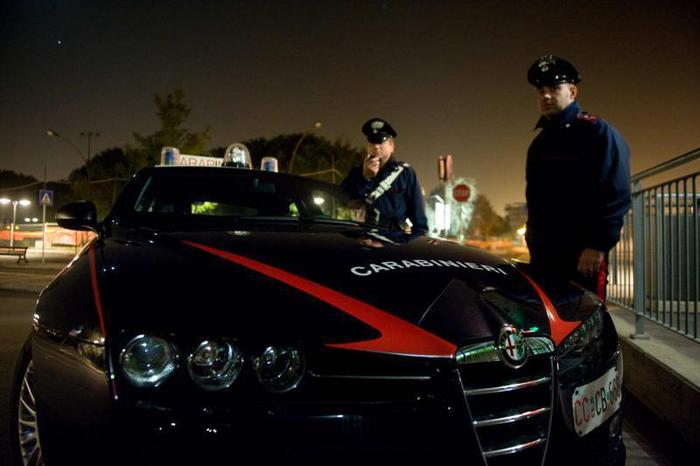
[{"xmin": 9, "ymin": 148, "xmax": 624, "ymax": 465}]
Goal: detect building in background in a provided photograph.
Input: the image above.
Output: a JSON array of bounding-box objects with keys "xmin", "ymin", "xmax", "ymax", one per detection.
[{"xmin": 505, "ymin": 202, "xmax": 527, "ymax": 232}]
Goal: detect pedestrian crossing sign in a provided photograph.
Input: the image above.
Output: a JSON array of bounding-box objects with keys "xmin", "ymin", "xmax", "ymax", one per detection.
[{"xmin": 39, "ymin": 189, "xmax": 54, "ymax": 207}]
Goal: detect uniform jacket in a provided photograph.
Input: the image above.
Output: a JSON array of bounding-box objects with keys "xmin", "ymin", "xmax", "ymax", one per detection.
[
  {"xmin": 526, "ymin": 102, "xmax": 631, "ymax": 267},
  {"xmin": 341, "ymin": 157, "xmax": 428, "ymax": 235}
]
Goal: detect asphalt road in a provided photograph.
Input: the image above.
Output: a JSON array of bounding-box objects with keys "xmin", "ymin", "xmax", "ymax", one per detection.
[
  {"xmin": 0, "ymin": 257, "xmax": 675, "ymax": 465},
  {"xmin": 1, "ymin": 290, "xmax": 35, "ymax": 466}
]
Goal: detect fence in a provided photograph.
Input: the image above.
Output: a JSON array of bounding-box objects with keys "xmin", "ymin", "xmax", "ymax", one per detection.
[{"xmin": 608, "ymin": 148, "xmax": 700, "ymax": 342}]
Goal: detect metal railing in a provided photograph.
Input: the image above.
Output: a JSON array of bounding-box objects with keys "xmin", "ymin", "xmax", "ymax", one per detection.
[{"xmin": 608, "ymin": 147, "xmax": 700, "ymax": 342}]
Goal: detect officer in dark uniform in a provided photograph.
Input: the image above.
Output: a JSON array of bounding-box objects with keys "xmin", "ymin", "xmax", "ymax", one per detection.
[
  {"xmin": 341, "ymin": 118, "xmax": 428, "ymax": 238},
  {"xmin": 525, "ymin": 55, "xmax": 631, "ymax": 298}
]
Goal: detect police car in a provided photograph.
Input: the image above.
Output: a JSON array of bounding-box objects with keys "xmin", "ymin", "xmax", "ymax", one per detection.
[{"xmin": 9, "ymin": 147, "xmax": 625, "ymax": 465}]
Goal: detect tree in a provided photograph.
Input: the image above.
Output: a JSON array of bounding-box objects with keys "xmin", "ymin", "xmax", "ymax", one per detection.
[
  {"xmin": 67, "ymin": 148, "xmax": 131, "ymax": 217},
  {"xmin": 467, "ymin": 194, "xmax": 509, "ymax": 238},
  {"xmin": 0, "ymin": 170, "xmax": 37, "ymax": 188},
  {"xmin": 58, "ymin": 90, "xmax": 209, "ymax": 213},
  {"xmin": 129, "ymin": 89, "xmax": 211, "ymax": 168},
  {"xmin": 211, "ymin": 134, "xmax": 364, "ymax": 184}
]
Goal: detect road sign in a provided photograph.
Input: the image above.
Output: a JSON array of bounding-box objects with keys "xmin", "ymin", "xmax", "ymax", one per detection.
[
  {"xmin": 39, "ymin": 189, "xmax": 54, "ymax": 207},
  {"xmin": 452, "ymin": 183, "xmax": 471, "ymax": 203},
  {"xmin": 438, "ymin": 154, "xmax": 453, "ymax": 181}
]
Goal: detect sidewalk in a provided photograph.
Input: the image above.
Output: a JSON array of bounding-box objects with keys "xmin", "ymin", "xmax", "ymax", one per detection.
[
  {"xmin": 0, "ymin": 247, "xmax": 76, "ymax": 293},
  {"xmin": 609, "ymin": 305, "xmax": 700, "ymax": 450}
]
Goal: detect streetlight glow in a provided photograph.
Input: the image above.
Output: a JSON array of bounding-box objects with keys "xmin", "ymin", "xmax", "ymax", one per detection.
[{"xmin": 0, "ymin": 198, "xmax": 31, "ymax": 247}]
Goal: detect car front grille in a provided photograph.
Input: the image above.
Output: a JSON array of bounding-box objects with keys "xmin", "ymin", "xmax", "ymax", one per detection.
[{"xmin": 457, "ymin": 339, "xmax": 555, "ymax": 466}]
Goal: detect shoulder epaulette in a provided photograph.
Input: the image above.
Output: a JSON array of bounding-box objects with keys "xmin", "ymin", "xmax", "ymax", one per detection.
[{"xmin": 576, "ymin": 112, "xmax": 599, "ymax": 123}]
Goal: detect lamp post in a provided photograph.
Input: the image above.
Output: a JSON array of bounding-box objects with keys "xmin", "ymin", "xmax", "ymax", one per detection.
[
  {"xmin": 80, "ymin": 131, "xmax": 100, "ymax": 166},
  {"xmin": 46, "ymin": 129, "xmax": 98, "ymax": 192},
  {"xmin": 46, "ymin": 129, "xmax": 87, "ymax": 164},
  {"xmin": 0, "ymin": 198, "xmax": 31, "ymax": 247},
  {"xmin": 288, "ymin": 121, "xmax": 322, "ymax": 174}
]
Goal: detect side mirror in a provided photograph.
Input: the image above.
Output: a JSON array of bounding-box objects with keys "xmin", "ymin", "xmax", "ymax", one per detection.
[{"xmin": 57, "ymin": 200, "xmax": 98, "ymax": 232}]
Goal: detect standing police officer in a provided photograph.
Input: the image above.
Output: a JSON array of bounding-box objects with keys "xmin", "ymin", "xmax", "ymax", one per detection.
[
  {"xmin": 341, "ymin": 118, "xmax": 428, "ymax": 237},
  {"xmin": 525, "ymin": 55, "xmax": 631, "ymax": 298}
]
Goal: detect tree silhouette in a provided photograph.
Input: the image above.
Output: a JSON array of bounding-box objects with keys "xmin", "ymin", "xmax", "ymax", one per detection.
[
  {"xmin": 211, "ymin": 134, "xmax": 364, "ymax": 184},
  {"xmin": 68, "ymin": 148, "xmax": 131, "ymax": 216},
  {"xmin": 467, "ymin": 194, "xmax": 509, "ymax": 238},
  {"xmin": 129, "ymin": 89, "xmax": 211, "ymax": 168}
]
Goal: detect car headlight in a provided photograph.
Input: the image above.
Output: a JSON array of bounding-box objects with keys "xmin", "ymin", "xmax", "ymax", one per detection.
[
  {"xmin": 187, "ymin": 340, "xmax": 243, "ymax": 391},
  {"xmin": 252, "ymin": 346, "xmax": 304, "ymax": 393},
  {"xmin": 557, "ymin": 307, "xmax": 604, "ymax": 357},
  {"xmin": 120, "ymin": 335, "xmax": 177, "ymax": 388}
]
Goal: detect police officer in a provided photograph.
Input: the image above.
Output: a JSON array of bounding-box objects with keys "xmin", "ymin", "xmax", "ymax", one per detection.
[
  {"xmin": 341, "ymin": 118, "xmax": 428, "ymax": 237},
  {"xmin": 525, "ymin": 55, "xmax": 631, "ymax": 298}
]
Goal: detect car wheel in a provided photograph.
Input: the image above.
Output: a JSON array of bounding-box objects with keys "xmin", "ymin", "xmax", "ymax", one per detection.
[{"xmin": 9, "ymin": 337, "xmax": 46, "ymax": 466}]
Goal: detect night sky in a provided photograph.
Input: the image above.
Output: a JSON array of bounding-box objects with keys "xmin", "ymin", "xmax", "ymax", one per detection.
[{"xmin": 2, "ymin": 0, "xmax": 699, "ymax": 214}]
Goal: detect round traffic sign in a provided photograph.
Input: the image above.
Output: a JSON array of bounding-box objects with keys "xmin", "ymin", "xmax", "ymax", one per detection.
[{"xmin": 452, "ymin": 183, "xmax": 471, "ymax": 202}]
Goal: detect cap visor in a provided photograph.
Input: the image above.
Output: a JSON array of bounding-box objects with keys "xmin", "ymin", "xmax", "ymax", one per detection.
[{"xmin": 367, "ymin": 133, "xmax": 390, "ymax": 144}]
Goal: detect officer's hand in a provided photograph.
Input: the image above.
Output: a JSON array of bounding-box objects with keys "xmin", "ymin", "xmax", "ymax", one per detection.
[
  {"xmin": 363, "ymin": 154, "xmax": 380, "ymax": 180},
  {"xmin": 577, "ymin": 248, "xmax": 604, "ymax": 277}
]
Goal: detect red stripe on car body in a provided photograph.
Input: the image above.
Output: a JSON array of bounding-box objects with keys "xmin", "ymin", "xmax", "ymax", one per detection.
[
  {"xmin": 88, "ymin": 247, "xmax": 108, "ymax": 337},
  {"xmin": 517, "ymin": 269, "xmax": 580, "ymax": 346},
  {"xmin": 183, "ymin": 241, "xmax": 456, "ymax": 358}
]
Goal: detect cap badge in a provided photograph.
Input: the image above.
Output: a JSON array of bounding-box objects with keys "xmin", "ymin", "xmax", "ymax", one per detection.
[
  {"xmin": 497, "ymin": 325, "xmax": 528, "ymax": 369},
  {"xmin": 537, "ymin": 55, "xmax": 555, "ymax": 72},
  {"xmin": 371, "ymin": 120, "xmax": 385, "ymax": 131}
]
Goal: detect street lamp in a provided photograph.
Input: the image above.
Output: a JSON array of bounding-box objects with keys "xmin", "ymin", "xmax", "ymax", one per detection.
[
  {"xmin": 46, "ymin": 129, "xmax": 99, "ymax": 190},
  {"xmin": 0, "ymin": 198, "xmax": 31, "ymax": 248},
  {"xmin": 80, "ymin": 131, "xmax": 101, "ymax": 165},
  {"xmin": 46, "ymin": 129, "xmax": 87, "ymax": 164},
  {"xmin": 288, "ymin": 121, "xmax": 322, "ymax": 174}
]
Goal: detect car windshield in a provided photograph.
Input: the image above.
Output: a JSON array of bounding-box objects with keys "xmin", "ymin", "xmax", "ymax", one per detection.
[{"xmin": 110, "ymin": 167, "xmax": 365, "ymax": 229}]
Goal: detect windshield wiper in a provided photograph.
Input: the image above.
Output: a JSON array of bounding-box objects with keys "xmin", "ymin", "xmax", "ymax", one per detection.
[
  {"xmin": 238, "ymin": 216, "xmax": 301, "ymax": 222},
  {"xmin": 299, "ymin": 217, "xmax": 361, "ymax": 226}
]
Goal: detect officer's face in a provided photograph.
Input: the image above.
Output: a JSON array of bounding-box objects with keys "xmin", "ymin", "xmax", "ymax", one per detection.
[
  {"xmin": 367, "ymin": 138, "xmax": 395, "ymax": 167},
  {"xmin": 536, "ymin": 83, "xmax": 577, "ymax": 116}
]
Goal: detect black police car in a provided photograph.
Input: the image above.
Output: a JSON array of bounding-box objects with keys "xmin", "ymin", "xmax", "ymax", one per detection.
[{"xmin": 9, "ymin": 163, "xmax": 625, "ymax": 465}]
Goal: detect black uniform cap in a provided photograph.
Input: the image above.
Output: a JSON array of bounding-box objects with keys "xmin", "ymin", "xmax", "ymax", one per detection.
[
  {"xmin": 527, "ymin": 55, "xmax": 581, "ymax": 87},
  {"xmin": 362, "ymin": 118, "xmax": 397, "ymax": 144}
]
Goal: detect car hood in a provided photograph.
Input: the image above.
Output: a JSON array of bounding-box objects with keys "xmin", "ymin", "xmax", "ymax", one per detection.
[{"xmin": 97, "ymin": 226, "xmax": 587, "ymax": 356}]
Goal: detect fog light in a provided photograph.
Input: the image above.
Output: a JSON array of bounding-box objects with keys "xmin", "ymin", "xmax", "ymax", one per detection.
[
  {"xmin": 187, "ymin": 340, "xmax": 243, "ymax": 391},
  {"xmin": 120, "ymin": 335, "xmax": 177, "ymax": 388},
  {"xmin": 252, "ymin": 346, "xmax": 304, "ymax": 393}
]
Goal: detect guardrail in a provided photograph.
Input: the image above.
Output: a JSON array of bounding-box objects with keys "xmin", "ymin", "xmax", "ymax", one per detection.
[{"xmin": 608, "ymin": 147, "xmax": 700, "ymax": 342}]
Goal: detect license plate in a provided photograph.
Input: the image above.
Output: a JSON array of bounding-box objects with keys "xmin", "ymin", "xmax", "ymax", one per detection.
[{"xmin": 571, "ymin": 365, "xmax": 622, "ymax": 436}]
